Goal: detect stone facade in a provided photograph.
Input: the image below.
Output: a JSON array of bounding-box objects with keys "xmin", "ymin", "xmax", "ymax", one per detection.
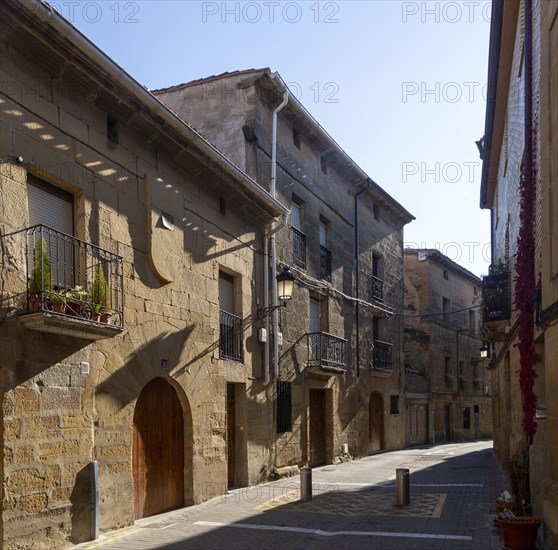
[
  {"xmin": 154, "ymin": 70, "xmax": 414, "ymax": 464},
  {"xmin": 480, "ymin": 0, "xmax": 558, "ymax": 547},
  {"xmin": 403, "ymin": 250, "xmax": 492, "ymax": 447},
  {"xmin": 0, "ymin": 2, "xmax": 288, "ymax": 548}
]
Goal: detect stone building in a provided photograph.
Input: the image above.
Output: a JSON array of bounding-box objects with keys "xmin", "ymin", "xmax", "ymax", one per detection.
[
  {"xmin": 154, "ymin": 69, "xmax": 414, "ymax": 466},
  {"xmin": 0, "ymin": 1, "xmax": 289, "ymax": 548},
  {"xmin": 403, "ymin": 249, "xmax": 492, "ymax": 447},
  {"xmin": 479, "ymin": 0, "xmax": 557, "ymax": 547}
]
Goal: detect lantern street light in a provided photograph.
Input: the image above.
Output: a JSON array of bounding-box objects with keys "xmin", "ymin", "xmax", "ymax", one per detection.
[
  {"xmin": 257, "ymin": 267, "xmax": 295, "ymax": 319},
  {"xmin": 479, "ymin": 344, "xmax": 490, "ymax": 359}
]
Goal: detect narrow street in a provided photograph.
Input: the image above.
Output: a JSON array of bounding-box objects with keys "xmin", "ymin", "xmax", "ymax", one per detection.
[{"xmin": 75, "ymin": 441, "xmax": 505, "ymax": 550}]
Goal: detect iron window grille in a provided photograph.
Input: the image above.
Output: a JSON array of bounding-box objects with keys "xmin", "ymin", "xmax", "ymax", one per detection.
[{"xmin": 219, "ymin": 310, "xmax": 243, "ymax": 362}]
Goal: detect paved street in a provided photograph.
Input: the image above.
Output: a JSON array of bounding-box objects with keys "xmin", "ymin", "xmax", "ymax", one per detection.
[{"xmin": 75, "ymin": 441, "xmax": 505, "ymax": 550}]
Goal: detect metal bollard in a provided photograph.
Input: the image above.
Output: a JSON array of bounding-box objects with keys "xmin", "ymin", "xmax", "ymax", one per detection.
[
  {"xmin": 300, "ymin": 467, "xmax": 312, "ymax": 501},
  {"xmin": 396, "ymin": 468, "xmax": 410, "ymax": 506}
]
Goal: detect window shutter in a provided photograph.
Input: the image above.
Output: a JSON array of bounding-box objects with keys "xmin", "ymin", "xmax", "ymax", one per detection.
[{"xmin": 27, "ymin": 175, "xmax": 73, "ymax": 236}]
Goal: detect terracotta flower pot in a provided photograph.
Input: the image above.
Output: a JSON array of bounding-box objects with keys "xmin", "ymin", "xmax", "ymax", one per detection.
[
  {"xmin": 500, "ymin": 516, "xmax": 541, "ymax": 550},
  {"xmin": 27, "ymin": 293, "xmax": 42, "ymax": 312}
]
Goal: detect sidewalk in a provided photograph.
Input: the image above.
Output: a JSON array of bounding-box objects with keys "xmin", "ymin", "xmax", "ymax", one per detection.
[{"xmin": 74, "ymin": 440, "xmax": 505, "ymax": 550}]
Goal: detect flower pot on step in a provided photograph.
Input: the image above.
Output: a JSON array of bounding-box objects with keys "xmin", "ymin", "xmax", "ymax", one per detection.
[{"xmin": 500, "ymin": 516, "xmax": 541, "ymax": 550}]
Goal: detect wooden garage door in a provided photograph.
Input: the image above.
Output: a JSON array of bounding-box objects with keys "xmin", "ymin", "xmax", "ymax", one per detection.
[{"xmin": 133, "ymin": 378, "xmax": 184, "ymax": 519}]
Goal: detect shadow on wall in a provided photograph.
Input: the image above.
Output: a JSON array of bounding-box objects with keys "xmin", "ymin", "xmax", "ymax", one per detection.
[
  {"xmin": 96, "ymin": 324, "xmax": 196, "ymax": 408},
  {"xmin": 70, "ymin": 464, "xmax": 91, "ymax": 544}
]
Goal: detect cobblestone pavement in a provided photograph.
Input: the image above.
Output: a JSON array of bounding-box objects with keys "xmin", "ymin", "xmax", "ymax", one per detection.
[{"xmin": 74, "ymin": 440, "xmax": 505, "ymax": 550}]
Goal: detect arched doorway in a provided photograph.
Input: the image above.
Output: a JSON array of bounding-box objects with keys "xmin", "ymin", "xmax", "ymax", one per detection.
[
  {"xmin": 369, "ymin": 392, "xmax": 384, "ymax": 451},
  {"xmin": 133, "ymin": 378, "xmax": 184, "ymax": 519}
]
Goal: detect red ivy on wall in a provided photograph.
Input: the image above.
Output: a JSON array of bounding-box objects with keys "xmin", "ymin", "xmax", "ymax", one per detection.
[{"xmin": 513, "ymin": 124, "xmax": 540, "ymax": 440}]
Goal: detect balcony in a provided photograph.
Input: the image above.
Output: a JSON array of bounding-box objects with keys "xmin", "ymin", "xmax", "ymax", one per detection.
[
  {"xmin": 307, "ymin": 332, "xmax": 347, "ymax": 373},
  {"xmin": 371, "ymin": 340, "xmax": 393, "ymax": 372},
  {"xmin": 482, "ymin": 264, "xmax": 511, "ymax": 324},
  {"xmin": 319, "ymin": 245, "xmax": 332, "ymax": 282},
  {"xmin": 220, "ymin": 310, "xmax": 243, "ymax": 362},
  {"xmin": 292, "ymin": 227, "xmax": 307, "ymax": 269},
  {"xmin": 372, "ymin": 276, "xmax": 384, "ymax": 302},
  {"xmin": 14, "ymin": 225, "xmax": 124, "ymax": 339}
]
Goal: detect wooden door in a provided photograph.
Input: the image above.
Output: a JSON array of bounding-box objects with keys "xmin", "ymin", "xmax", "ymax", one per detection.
[
  {"xmin": 417, "ymin": 404, "xmax": 429, "ymax": 444},
  {"xmin": 133, "ymin": 378, "xmax": 184, "ymax": 519},
  {"xmin": 369, "ymin": 393, "xmax": 384, "ymax": 451},
  {"xmin": 444, "ymin": 404, "xmax": 452, "ymax": 442},
  {"xmin": 227, "ymin": 384, "xmax": 236, "ymax": 489},
  {"xmin": 309, "ymin": 389, "xmax": 326, "ymax": 467}
]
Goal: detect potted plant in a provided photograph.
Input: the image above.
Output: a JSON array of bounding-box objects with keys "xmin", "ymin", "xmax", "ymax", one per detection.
[
  {"xmin": 47, "ymin": 288, "xmax": 69, "ymax": 314},
  {"xmin": 498, "ymin": 449, "xmax": 541, "ymax": 549},
  {"xmin": 28, "ymin": 237, "xmax": 51, "ymax": 312},
  {"xmin": 91, "ymin": 264, "xmax": 112, "ymax": 323},
  {"xmin": 66, "ymin": 285, "xmax": 89, "ymax": 317}
]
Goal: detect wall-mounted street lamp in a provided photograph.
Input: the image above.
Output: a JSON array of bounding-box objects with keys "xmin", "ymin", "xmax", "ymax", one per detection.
[
  {"xmin": 479, "ymin": 344, "xmax": 490, "ymax": 359},
  {"xmin": 257, "ymin": 266, "xmax": 295, "ymax": 319}
]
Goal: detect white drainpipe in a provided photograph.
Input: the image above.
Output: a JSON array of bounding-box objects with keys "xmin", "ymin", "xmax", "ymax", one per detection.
[{"xmin": 271, "ymin": 89, "xmax": 289, "ymax": 380}]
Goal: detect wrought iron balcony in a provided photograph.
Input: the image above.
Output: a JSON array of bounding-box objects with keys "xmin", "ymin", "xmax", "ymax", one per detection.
[
  {"xmin": 319, "ymin": 245, "xmax": 332, "ymax": 282},
  {"xmin": 308, "ymin": 332, "xmax": 347, "ymax": 372},
  {"xmin": 371, "ymin": 340, "xmax": 393, "ymax": 371},
  {"xmin": 372, "ymin": 276, "xmax": 384, "ymax": 302},
  {"xmin": 220, "ymin": 310, "xmax": 243, "ymax": 362},
  {"xmin": 292, "ymin": 227, "xmax": 307, "ymax": 269},
  {"xmin": 482, "ymin": 264, "xmax": 511, "ymax": 323},
  {"xmin": 12, "ymin": 225, "xmax": 124, "ymax": 338}
]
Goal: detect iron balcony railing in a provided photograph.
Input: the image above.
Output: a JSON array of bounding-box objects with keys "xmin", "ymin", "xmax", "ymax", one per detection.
[
  {"xmin": 308, "ymin": 332, "xmax": 347, "ymax": 372},
  {"xmin": 24, "ymin": 224, "xmax": 124, "ymax": 328},
  {"xmin": 292, "ymin": 227, "xmax": 307, "ymax": 269},
  {"xmin": 372, "ymin": 276, "xmax": 384, "ymax": 302},
  {"xmin": 319, "ymin": 245, "xmax": 332, "ymax": 281},
  {"xmin": 371, "ymin": 340, "xmax": 393, "ymax": 371},
  {"xmin": 219, "ymin": 310, "xmax": 243, "ymax": 362},
  {"xmin": 482, "ymin": 264, "xmax": 511, "ymax": 323}
]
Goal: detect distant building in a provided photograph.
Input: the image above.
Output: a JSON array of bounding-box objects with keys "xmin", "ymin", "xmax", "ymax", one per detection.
[
  {"xmin": 479, "ymin": 0, "xmax": 558, "ymax": 547},
  {"xmin": 154, "ymin": 68, "xmax": 415, "ymax": 464},
  {"xmin": 403, "ymin": 249, "xmax": 492, "ymax": 446}
]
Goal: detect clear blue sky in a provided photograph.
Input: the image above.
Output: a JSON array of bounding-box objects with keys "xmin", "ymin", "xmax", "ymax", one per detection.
[{"xmin": 62, "ymin": 0, "xmax": 492, "ymax": 276}]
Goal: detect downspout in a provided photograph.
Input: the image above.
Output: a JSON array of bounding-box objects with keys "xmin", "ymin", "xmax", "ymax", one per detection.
[
  {"xmin": 263, "ymin": 213, "xmax": 288, "ymax": 385},
  {"xmin": 271, "ymin": 90, "xmax": 289, "ymax": 380},
  {"xmin": 354, "ymin": 178, "xmax": 373, "ymax": 378}
]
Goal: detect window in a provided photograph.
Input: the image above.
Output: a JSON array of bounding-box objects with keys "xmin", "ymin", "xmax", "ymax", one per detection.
[
  {"xmin": 463, "ymin": 407, "xmax": 471, "ymax": 430},
  {"xmin": 443, "ymin": 269, "xmax": 448, "ymax": 280},
  {"xmin": 219, "ymin": 271, "xmax": 242, "ymax": 361},
  {"xmin": 390, "ymin": 395, "xmax": 399, "ymax": 415},
  {"xmin": 107, "ymin": 115, "xmax": 119, "ymax": 144},
  {"xmin": 469, "ymin": 310, "xmax": 476, "ymax": 332},
  {"xmin": 309, "ymin": 296, "xmax": 323, "ymax": 333},
  {"xmin": 293, "ymin": 127, "xmax": 301, "ymax": 149},
  {"xmin": 373, "ymin": 203, "xmax": 380, "ymax": 221},
  {"xmin": 444, "ymin": 356, "xmax": 452, "ymax": 379},
  {"xmin": 320, "ymin": 156, "xmax": 328, "ymax": 175},
  {"xmin": 373, "ymin": 316, "xmax": 380, "ymax": 341},
  {"xmin": 443, "ymin": 297, "xmax": 450, "ymax": 323},
  {"xmin": 319, "ymin": 219, "xmax": 331, "ymax": 281},
  {"xmin": 28, "ymin": 175, "xmax": 75, "ymax": 289},
  {"xmin": 372, "ymin": 254, "xmax": 383, "ymax": 301},
  {"xmin": 291, "ymin": 200, "xmax": 306, "ymax": 269},
  {"xmin": 276, "ymin": 381, "xmax": 292, "ymax": 433},
  {"xmin": 28, "ymin": 174, "xmax": 74, "ymax": 235}
]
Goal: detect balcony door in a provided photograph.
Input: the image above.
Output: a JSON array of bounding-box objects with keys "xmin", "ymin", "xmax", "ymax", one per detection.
[{"xmin": 28, "ymin": 175, "xmax": 75, "ymax": 289}]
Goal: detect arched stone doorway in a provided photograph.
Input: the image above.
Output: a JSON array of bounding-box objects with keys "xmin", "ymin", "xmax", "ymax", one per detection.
[
  {"xmin": 133, "ymin": 377, "xmax": 184, "ymax": 519},
  {"xmin": 369, "ymin": 392, "xmax": 385, "ymax": 452}
]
